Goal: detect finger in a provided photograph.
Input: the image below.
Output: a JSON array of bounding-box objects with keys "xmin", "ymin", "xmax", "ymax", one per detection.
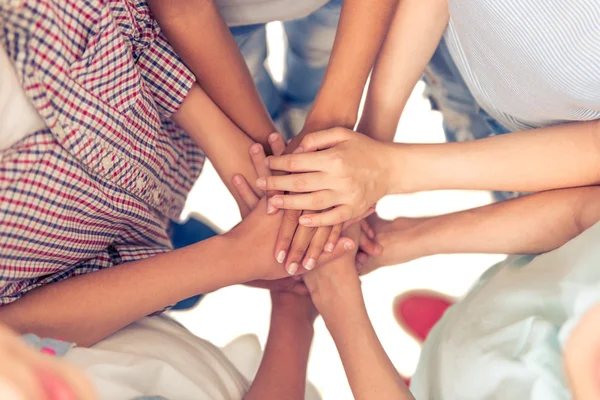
[
  {"xmin": 256, "ymin": 172, "xmax": 327, "ymax": 193},
  {"xmin": 324, "ymin": 223, "xmax": 343, "ymax": 253},
  {"xmin": 315, "ymin": 237, "xmax": 355, "ymax": 266},
  {"xmin": 268, "ymin": 133, "xmax": 286, "ymax": 157},
  {"xmin": 266, "ymin": 152, "xmax": 329, "ymax": 173},
  {"xmin": 359, "ymin": 231, "xmax": 383, "ymax": 256},
  {"xmin": 302, "ymin": 226, "xmax": 331, "ymax": 270},
  {"xmin": 269, "ymin": 190, "xmax": 337, "ymax": 212},
  {"xmin": 290, "ymin": 282, "xmax": 309, "ymax": 296},
  {"xmin": 249, "ymin": 143, "xmax": 269, "ymax": 197},
  {"xmin": 361, "ymin": 219, "xmax": 375, "ymax": 240},
  {"xmin": 232, "ymin": 174, "xmax": 259, "ymax": 210},
  {"xmin": 285, "ymin": 221, "xmax": 318, "ymax": 275},
  {"xmin": 274, "ymin": 209, "xmax": 302, "ymax": 266},
  {"xmin": 299, "ymin": 128, "xmax": 352, "ymax": 152},
  {"xmin": 299, "ymin": 205, "xmax": 353, "ymax": 227},
  {"xmin": 355, "ymin": 251, "xmax": 368, "ymax": 270}
]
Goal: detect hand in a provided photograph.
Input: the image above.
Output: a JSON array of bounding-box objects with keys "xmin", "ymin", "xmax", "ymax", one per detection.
[
  {"xmin": 238, "ymin": 133, "xmax": 287, "ymax": 219},
  {"xmin": 0, "ymin": 324, "xmax": 96, "ymax": 400},
  {"xmin": 262, "ymin": 128, "xmax": 393, "ymax": 227},
  {"xmin": 302, "ymin": 224, "xmax": 363, "ymax": 318},
  {"xmin": 255, "ymin": 134, "xmax": 373, "ymax": 276},
  {"xmin": 231, "ymin": 143, "xmax": 356, "ymax": 281},
  {"xmin": 355, "ymin": 214, "xmax": 429, "ymax": 276}
]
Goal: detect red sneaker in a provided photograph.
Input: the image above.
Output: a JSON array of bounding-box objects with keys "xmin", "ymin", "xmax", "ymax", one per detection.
[{"xmin": 393, "ymin": 290, "xmax": 454, "ymax": 343}]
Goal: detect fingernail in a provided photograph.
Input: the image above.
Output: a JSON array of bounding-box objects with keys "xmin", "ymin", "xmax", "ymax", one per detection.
[
  {"xmin": 233, "ymin": 175, "xmax": 242, "ymax": 185},
  {"xmin": 287, "ymin": 262, "xmax": 299, "ymax": 275},
  {"xmin": 344, "ymin": 241, "xmax": 354, "ymax": 251},
  {"xmin": 251, "ymin": 143, "xmax": 261, "ymax": 154},
  {"xmin": 304, "ymin": 258, "xmax": 316, "ymax": 270},
  {"xmin": 267, "ymin": 202, "xmax": 276, "ymax": 214},
  {"xmin": 271, "ymin": 197, "xmax": 283, "ymax": 207},
  {"xmin": 293, "ymin": 146, "xmax": 304, "ymax": 154},
  {"xmin": 276, "ymin": 250, "xmax": 286, "ymax": 264},
  {"xmin": 269, "ymin": 133, "xmax": 279, "ymax": 142},
  {"xmin": 256, "ymin": 177, "xmax": 266, "ymax": 189},
  {"xmin": 299, "ymin": 216, "xmax": 311, "ymax": 225},
  {"xmin": 324, "ymin": 243, "xmax": 334, "ymax": 253},
  {"xmin": 367, "ymin": 229, "xmax": 375, "ymax": 239}
]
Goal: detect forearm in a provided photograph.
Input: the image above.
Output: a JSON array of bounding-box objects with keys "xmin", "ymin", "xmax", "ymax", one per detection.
[
  {"xmin": 357, "ymin": 0, "xmax": 449, "ymax": 141},
  {"xmin": 174, "ymin": 84, "xmax": 260, "ymax": 216},
  {"xmin": 148, "ymin": 0, "xmax": 275, "ymax": 146},
  {"xmin": 402, "ymin": 186, "xmax": 600, "ymax": 258},
  {"xmin": 303, "ymin": 0, "xmax": 399, "ymax": 136},
  {"xmin": 312, "ymin": 274, "xmax": 411, "ymax": 400},
  {"xmin": 392, "ymin": 120, "xmax": 600, "ymax": 194},
  {"xmin": 0, "ymin": 234, "xmax": 255, "ymax": 347},
  {"xmin": 245, "ymin": 306, "xmax": 314, "ymax": 400}
]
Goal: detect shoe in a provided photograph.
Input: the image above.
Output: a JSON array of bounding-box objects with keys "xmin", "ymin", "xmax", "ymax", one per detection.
[{"xmin": 393, "ymin": 290, "xmax": 454, "ymax": 342}]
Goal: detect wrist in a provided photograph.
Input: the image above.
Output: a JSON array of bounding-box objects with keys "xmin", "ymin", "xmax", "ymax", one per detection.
[
  {"xmin": 270, "ymin": 303, "xmax": 315, "ymax": 338},
  {"xmin": 385, "ymin": 143, "xmax": 422, "ymax": 194},
  {"xmin": 303, "ymin": 101, "xmax": 358, "ymax": 133},
  {"xmin": 221, "ymin": 229, "xmax": 267, "ymax": 282}
]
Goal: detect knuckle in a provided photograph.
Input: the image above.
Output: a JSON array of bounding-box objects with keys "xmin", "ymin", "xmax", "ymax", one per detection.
[
  {"xmin": 293, "ymin": 177, "xmax": 307, "ymax": 191},
  {"xmin": 286, "ymin": 157, "xmax": 296, "ymax": 171},
  {"xmin": 284, "ymin": 210, "xmax": 300, "ymax": 223}
]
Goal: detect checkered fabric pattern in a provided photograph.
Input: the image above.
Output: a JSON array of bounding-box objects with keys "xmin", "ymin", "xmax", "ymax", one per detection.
[{"xmin": 0, "ymin": 0, "xmax": 204, "ymax": 304}]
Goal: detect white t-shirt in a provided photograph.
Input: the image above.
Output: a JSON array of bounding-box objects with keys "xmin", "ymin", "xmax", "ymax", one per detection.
[
  {"xmin": 216, "ymin": 0, "xmax": 328, "ymax": 26},
  {"xmin": 0, "ymin": 46, "xmax": 46, "ymax": 150},
  {"xmin": 66, "ymin": 315, "xmax": 252, "ymax": 400},
  {"xmin": 444, "ymin": 0, "xmax": 600, "ymax": 132}
]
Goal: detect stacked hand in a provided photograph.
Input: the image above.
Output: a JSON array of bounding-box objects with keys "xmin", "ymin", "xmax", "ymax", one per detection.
[{"xmin": 254, "ymin": 129, "xmax": 385, "ymax": 275}]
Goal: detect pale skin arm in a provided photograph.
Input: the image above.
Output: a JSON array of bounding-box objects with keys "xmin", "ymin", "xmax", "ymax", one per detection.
[
  {"xmin": 173, "ymin": 84, "xmax": 281, "ymax": 217},
  {"xmin": 302, "ymin": 228, "xmax": 412, "ymax": 400},
  {"xmin": 357, "ymin": 0, "xmax": 449, "ymax": 141},
  {"xmin": 147, "ymin": 0, "xmax": 275, "ymax": 148},
  {"xmin": 359, "ymin": 185, "xmax": 600, "ymax": 274}
]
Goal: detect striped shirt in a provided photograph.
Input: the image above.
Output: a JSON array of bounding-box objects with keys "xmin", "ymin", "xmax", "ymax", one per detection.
[
  {"xmin": 0, "ymin": 0, "xmax": 204, "ymax": 304},
  {"xmin": 445, "ymin": 0, "xmax": 600, "ymax": 132}
]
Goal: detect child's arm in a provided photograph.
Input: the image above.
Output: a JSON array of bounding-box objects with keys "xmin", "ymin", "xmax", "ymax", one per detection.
[
  {"xmin": 244, "ymin": 292, "xmax": 315, "ymax": 400},
  {"xmin": 357, "ymin": 0, "xmax": 449, "ymax": 141},
  {"xmin": 0, "ymin": 199, "xmax": 351, "ymax": 347},
  {"xmin": 173, "ymin": 84, "xmax": 272, "ymax": 217},
  {"xmin": 302, "ymin": 226, "xmax": 413, "ymax": 400},
  {"xmin": 293, "ymin": 0, "xmax": 401, "ymax": 138},
  {"xmin": 147, "ymin": 0, "xmax": 275, "ymax": 147},
  {"xmin": 360, "ymin": 186, "xmax": 600, "ymax": 274}
]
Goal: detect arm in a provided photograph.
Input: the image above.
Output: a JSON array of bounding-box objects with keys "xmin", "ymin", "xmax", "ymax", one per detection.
[
  {"xmin": 290, "ymin": 0, "xmax": 399, "ymax": 143},
  {"xmin": 302, "ymin": 228, "xmax": 412, "ymax": 400},
  {"xmin": 366, "ymin": 186, "xmax": 600, "ymax": 274},
  {"xmin": 395, "ymin": 120, "xmax": 600, "ymax": 194},
  {"xmin": 173, "ymin": 84, "xmax": 265, "ymax": 217},
  {"xmin": 357, "ymin": 0, "xmax": 449, "ymax": 141},
  {"xmin": 0, "ymin": 225, "xmax": 266, "ymax": 347},
  {"xmin": 245, "ymin": 293, "xmax": 315, "ymax": 400},
  {"xmin": 148, "ymin": 0, "xmax": 275, "ymax": 147}
]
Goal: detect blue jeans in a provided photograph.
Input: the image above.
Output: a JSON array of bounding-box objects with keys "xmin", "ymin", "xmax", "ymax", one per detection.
[
  {"xmin": 230, "ymin": 0, "xmax": 342, "ymax": 121},
  {"xmin": 424, "ymin": 37, "xmax": 519, "ymax": 201}
]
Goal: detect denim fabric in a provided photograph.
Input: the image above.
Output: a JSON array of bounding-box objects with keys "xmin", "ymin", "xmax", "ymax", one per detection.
[{"xmin": 230, "ymin": 0, "xmax": 342, "ymax": 124}]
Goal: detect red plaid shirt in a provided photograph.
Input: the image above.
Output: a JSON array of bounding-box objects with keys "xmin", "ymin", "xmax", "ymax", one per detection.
[{"xmin": 0, "ymin": 0, "xmax": 204, "ymax": 304}]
